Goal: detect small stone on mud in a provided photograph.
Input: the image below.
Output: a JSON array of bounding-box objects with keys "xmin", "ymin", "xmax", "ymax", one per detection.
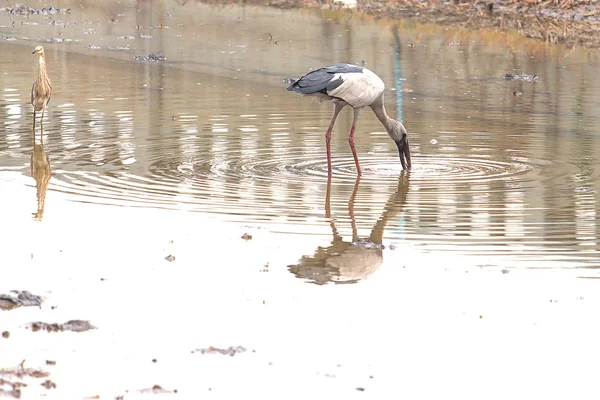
[
  {"xmin": 165, "ymin": 254, "xmax": 176, "ymax": 262},
  {"xmin": 45, "ymin": 360, "xmax": 56, "ymax": 365},
  {"xmin": 356, "ymin": 387, "xmax": 366, "ymax": 391},
  {"xmin": 241, "ymin": 232, "xmax": 253, "ymax": 240},
  {"xmin": 501, "ymin": 269, "xmax": 509, "ymax": 274},
  {"xmin": 41, "ymin": 379, "xmax": 56, "ymax": 389},
  {"xmin": 388, "ymin": 244, "xmax": 396, "ymax": 250},
  {"xmin": 2, "ymin": 331, "xmax": 9, "ymax": 338},
  {"xmin": 152, "ymin": 358, "xmax": 157, "ymax": 363}
]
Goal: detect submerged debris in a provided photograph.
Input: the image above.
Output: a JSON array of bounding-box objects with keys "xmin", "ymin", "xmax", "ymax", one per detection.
[
  {"xmin": 0, "ymin": 290, "xmax": 42, "ymax": 310},
  {"xmin": 165, "ymin": 254, "xmax": 176, "ymax": 262},
  {"xmin": 134, "ymin": 53, "xmax": 166, "ymax": 62},
  {"xmin": 4, "ymin": 5, "xmax": 70, "ymax": 15},
  {"xmin": 28, "ymin": 319, "xmax": 96, "ymax": 333},
  {"xmin": 40, "ymin": 380, "xmax": 56, "ymax": 389},
  {"xmin": 0, "ymin": 363, "xmax": 51, "ymax": 398},
  {"xmin": 139, "ymin": 384, "xmax": 177, "ymax": 394},
  {"xmin": 192, "ymin": 346, "xmax": 247, "ymax": 357},
  {"xmin": 353, "ymin": 238, "xmax": 384, "ymax": 250},
  {"xmin": 504, "ymin": 73, "xmax": 538, "ymax": 82},
  {"xmin": 1, "ymin": 364, "xmax": 50, "ymax": 379},
  {"xmin": 241, "ymin": 232, "xmax": 253, "ymax": 241}
]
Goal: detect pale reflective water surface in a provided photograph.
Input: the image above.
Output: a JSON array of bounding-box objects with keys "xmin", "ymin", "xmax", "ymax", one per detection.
[{"xmin": 1, "ymin": 0, "xmax": 600, "ymax": 270}]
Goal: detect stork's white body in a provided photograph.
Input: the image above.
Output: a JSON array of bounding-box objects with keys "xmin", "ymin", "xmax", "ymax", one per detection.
[{"xmin": 327, "ymin": 69, "xmax": 385, "ymax": 109}]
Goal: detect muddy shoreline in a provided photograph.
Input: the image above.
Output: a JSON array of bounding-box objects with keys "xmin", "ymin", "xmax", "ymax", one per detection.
[{"xmin": 205, "ymin": 0, "xmax": 600, "ymax": 48}]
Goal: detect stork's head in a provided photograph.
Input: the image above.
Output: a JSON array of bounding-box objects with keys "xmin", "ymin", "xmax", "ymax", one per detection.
[
  {"xmin": 387, "ymin": 119, "xmax": 411, "ymax": 170},
  {"xmin": 32, "ymin": 45, "xmax": 45, "ymax": 55}
]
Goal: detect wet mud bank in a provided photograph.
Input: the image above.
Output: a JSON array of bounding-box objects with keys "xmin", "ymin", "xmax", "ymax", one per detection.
[{"xmin": 207, "ymin": 0, "xmax": 600, "ymax": 47}]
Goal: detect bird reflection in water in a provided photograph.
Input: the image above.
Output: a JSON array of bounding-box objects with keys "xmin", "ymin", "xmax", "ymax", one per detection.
[
  {"xmin": 30, "ymin": 126, "xmax": 51, "ymax": 220},
  {"xmin": 288, "ymin": 174, "xmax": 409, "ymax": 285}
]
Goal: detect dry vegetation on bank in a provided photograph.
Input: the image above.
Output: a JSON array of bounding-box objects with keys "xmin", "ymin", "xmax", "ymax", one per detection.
[{"xmin": 202, "ymin": 0, "xmax": 600, "ymax": 47}]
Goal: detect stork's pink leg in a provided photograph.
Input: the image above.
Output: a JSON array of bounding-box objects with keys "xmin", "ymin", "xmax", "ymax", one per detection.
[
  {"xmin": 349, "ymin": 108, "xmax": 362, "ymax": 176},
  {"xmin": 325, "ymin": 103, "xmax": 344, "ymax": 175}
]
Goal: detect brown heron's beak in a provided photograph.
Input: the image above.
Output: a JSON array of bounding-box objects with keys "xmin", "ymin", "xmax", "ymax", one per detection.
[{"xmin": 32, "ymin": 50, "xmax": 36, "ymax": 54}]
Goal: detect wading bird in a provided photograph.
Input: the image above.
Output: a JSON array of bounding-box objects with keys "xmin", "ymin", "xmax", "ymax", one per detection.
[
  {"xmin": 31, "ymin": 45, "xmax": 52, "ymax": 130},
  {"xmin": 287, "ymin": 63, "xmax": 411, "ymax": 175}
]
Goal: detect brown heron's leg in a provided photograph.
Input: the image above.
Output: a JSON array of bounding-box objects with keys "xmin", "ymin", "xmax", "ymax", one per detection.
[
  {"xmin": 40, "ymin": 102, "xmax": 46, "ymax": 130},
  {"xmin": 33, "ymin": 110, "xmax": 36, "ymax": 132},
  {"xmin": 325, "ymin": 103, "xmax": 344, "ymax": 175},
  {"xmin": 348, "ymin": 108, "xmax": 362, "ymax": 176}
]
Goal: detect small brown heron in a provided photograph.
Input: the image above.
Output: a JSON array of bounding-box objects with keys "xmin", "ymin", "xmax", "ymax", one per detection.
[
  {"xmin": 287, "ymin": 63, "xmax": 411, "ymax": 176},
  {"xmin": 31, "ymin": 45, "xmax": 52, "ymax": 130}
]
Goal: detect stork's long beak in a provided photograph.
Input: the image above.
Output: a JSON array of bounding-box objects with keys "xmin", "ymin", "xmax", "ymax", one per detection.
[{"xmin": 395, "ymin": 137, "xmax": 412, "ymax": 170}]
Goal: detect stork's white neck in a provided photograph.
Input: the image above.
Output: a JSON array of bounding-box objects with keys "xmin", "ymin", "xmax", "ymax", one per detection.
[{"xmin": 370, "ymin": 94, "xmax": 394, "ymax": 132}]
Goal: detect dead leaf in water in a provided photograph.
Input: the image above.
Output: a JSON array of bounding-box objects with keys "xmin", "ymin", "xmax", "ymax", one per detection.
[{"xmin": 241, "ymin": 232, "xmax": 253, "ymax": 241}]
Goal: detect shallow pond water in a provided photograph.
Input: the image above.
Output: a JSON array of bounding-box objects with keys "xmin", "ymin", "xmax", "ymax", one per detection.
[{"xmin": 1, "ymin": 0, "xmax": 600, "ymax": 272}]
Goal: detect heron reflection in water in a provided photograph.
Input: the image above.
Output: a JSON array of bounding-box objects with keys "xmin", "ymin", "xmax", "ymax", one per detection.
[
  {"xmin": 288, "ymin": 174, "xmax": 409, "ymax": 285},
  {"xmin": 30, "ymin": 126, "xmax": 51, "ymax": 220}
]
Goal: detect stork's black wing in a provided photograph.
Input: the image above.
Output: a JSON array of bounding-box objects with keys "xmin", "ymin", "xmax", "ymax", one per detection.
[{"xmin": 287, "ymin": 64, "xmax": 363, "ymax": 95}]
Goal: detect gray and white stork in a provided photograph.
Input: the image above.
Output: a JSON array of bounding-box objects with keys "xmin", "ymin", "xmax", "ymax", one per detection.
[{"xmin": 287, "ymin": 63, "xmax": 411, "ymax": 175}]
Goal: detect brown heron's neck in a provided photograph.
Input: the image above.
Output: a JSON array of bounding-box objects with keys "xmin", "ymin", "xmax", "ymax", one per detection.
[
  {"xmin": 38, "ymin": 54, "xmax": 46, "ymax": 75},
  {"xmin": 370, "ymin": 95, "xmax": 394, "ymax": 131}
]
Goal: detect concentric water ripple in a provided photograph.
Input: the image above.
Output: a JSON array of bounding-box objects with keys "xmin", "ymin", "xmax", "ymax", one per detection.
[{"xmin": 48, "ymin": 149, "xmax": 539, "ymax": 213}]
